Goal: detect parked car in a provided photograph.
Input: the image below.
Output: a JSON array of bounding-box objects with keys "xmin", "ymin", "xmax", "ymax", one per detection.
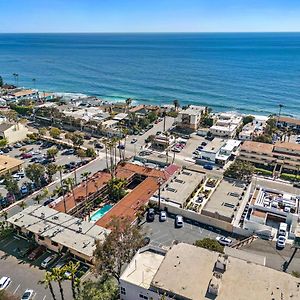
[
  {"xmin": 276, "ymin": 236, "xmax": 286, "ymax": 249},
  {"xmin": 0, "ymin": 276, "xmax": 11, "ymax": 290},
  {"xmin": 201, "ymin": 141, "xmax": 207, "ymax": 146},
  {"xmin": 117, "ymin": 144, "xmax": 125, "ymax": 149},
  {"xmin": 146, "ymin": 208, "xmax": 155, "ymax": 222},
  {"xmin": 75, "ymin": 264, "xmax": 89, "ymax": 278},
  {"xmin": 216, "ymin": 236, "xmax": 232, "ymax": 246},
  {"xmin": 203, "ymin": 164, "xmax": 213, "ymax": 170},
  {"xmin": 41, "ymin": 254, "xmax": 57, "ymax": 268},
  {"xmin": 143, "ymin": 236, "xmax": 151, "ymax": 246},
  {"xmin": 28, "ymin": 245, "xmax": 46, "ymax": 261},
  {"xmin": 54, "ymin": 260, "xmax": 67, "ymax": 269},
  {"xmin": 21, "ymin": 153, "xmax": 33, "ymax": 159},
  {"xmin": 131, "ymin": 138, "xmax": 138, "ymax": 144},
  {"xmin": 20, "ymin": 185, "xmax": 29, "ymax": 195},
  {"xmin": 17, "ymin": 171, "xmax": 25, "ymax": 178},
  {"xmin": 2, "ymin": 148, "xmax": 9, "ymax": 153},
  {"xmin": 18, "ymin": 245, "xmax": 36, "ymax": 258},
  {"xmin": 156, "ymin": 131, "xmax": 162, "ymax": 135},
  {"xmin": 13, "ymin": 143, "xmax": 22, "ymax": 148},
  {"xmin": 21, "ymin": 289, "xmax": 34, "ymax": 300},
  {"xmin": 159, "ymin": 211, "xmax": 167, "ymax": 222},
  {"xmin": 172, "ymin": 147, "xmax": 181, "ymax": 153},
  {"xmin": 12, "ymin": 173, "xmax": 21, "ymax": 180},
  {"xmin": 95, "ymin": 143, "xmax": 104, "ymax": 149},
  {"xmin": 43, "ymin": 197, "xmax": 55, "ymax": 206},
  {"xmin": 175, "ymin": 215, "xmax": 184, "ymax": 228}
]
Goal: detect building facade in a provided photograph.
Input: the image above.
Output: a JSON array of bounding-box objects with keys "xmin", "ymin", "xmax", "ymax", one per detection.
[{"xmin": 177, "ymin": 105, "xmax": 206, "ymax": 131}]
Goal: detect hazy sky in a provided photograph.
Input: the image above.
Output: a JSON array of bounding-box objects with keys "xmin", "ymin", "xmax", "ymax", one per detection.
[{"xmin": 1, "ymin": 0, "xmax": 300, "ymax": 33}]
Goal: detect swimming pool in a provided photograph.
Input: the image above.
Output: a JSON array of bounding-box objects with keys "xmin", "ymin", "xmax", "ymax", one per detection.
[{"xmin": 90, "ymin": 204, "xmax": 113, "ymax": 222}]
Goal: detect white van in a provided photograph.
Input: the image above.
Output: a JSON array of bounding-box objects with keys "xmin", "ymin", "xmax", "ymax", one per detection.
[
  {"xmin": 0, "ymin": 276, "xmax": 11, "ymax": 290},
  {"xmin": 278, "ymin": 222, "xmax": 287, "ymax": 237}
]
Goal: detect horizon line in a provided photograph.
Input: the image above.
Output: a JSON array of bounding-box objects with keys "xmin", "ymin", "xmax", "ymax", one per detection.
[{"xmin": 1, "ymin": 31, "xmax": 300, "ymax": 34}]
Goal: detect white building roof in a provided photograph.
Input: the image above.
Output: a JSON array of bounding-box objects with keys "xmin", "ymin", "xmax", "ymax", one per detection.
[
  {"xmin": 113, "ymin": 113, "xmax": 128, "ymax": 121},
  {"xmin": 7, "ymin": 205, "xmax": 110, "ymax": 258}
]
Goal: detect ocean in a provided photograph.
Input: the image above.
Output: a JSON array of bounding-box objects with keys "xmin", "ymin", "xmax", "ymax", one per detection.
[{"xmin": 0, "ymin": 33, "xmax": 300, "ymax": 117}]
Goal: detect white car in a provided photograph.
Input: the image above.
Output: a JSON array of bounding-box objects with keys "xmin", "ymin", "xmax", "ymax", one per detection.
[
  {"xmin": 41, "ymin": 254, "xmax": 57, "ymax": 268},
  {"xmin": 21, "ymin": 289, "xmax": 34, "ymax": 300},
  {"xmin": 175, "ymin": 215, "xmax": 184, "ymax": 227},
  {"xmin": 12, "ymin": 173, "xmax": 20, "ymax": 180},
  {"xmin": 0, "ymin": 276, "xmax": 11, "ymax": 290},
  {"xmin": 216, "ymin": 236, "xmax": 233, "ymax": 246},
  {"xmin": 159, "ymin": 211, "xmax": 167, "ymax": 222},
  {"xmin": 276, "ymin": 236, "xmax": 286, "ymax": 249},
  {"xmin": 131, "ymin": 138, "xmax": 138, "ymax": 144}
]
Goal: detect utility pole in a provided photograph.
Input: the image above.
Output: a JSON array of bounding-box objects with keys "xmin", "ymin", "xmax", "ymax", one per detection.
[{"xmin": 276, "ymin": 104, "xmax": 283, "ymax": 127}]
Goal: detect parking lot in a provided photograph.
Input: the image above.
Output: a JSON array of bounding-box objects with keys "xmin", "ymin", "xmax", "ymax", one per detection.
[
  {"xmin": 0, "ymin": 233, "xmax": 90, "ymax": 299},
  {"xmin": 241, "ymin": 238, "xmax": 300, "ymax": 274},
  {"xmin": 142, "ymin": 213, "xmax": 233, "ymax": 248},
  {"xmin": 0, "ymin": 140, "xmax": 82, "ymax": 200}
]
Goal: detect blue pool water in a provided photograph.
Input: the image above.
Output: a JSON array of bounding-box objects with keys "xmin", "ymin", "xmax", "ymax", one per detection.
[{"xmin": 90, "ymin": 204, "xmax": 113, "ymax": 222}]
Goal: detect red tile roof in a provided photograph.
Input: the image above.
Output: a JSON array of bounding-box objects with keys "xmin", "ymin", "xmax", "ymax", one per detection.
[{"xmin": 96, "ymin": 177, "xmax": 159, "ymax": 228}]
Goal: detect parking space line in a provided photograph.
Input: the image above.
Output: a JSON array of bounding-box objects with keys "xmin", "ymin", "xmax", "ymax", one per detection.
[
  {"xmin": 3, "ymin": 239, "xmax": 15, "ymax": 248},
  {"xmin": 42, "ymin": 295, "xmax": 47, "ymax": 300},
  {"xmin": 13, "ymin": 284, "xmax": 20, "ymax": 294}
]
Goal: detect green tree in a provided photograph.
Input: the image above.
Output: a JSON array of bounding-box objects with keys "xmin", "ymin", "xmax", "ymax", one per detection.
[
  {"xmin": 224, "ymin": 160, "xmax": 255, "ymax": 181},
  {"xmin": 64, "ymin": 261, "xmax": 81, "ymax": 299},
  {"xmin": 173, "ymin": 99, "xmax": 180, "ymax": 111},
  {"xmin": 47, "ymin": 147, "xmax": 58, "ymax": 159},
  {"xmin": 70, "ymin": 132, "xmax": 84, "ymax": 148},
  {"xmin": 94, "ymin": 217, "xmax": 144, "ymax": 282},
  {"xmin": 253, "ymin": 134, "xmax": 273, "ymax": 144},
  {"xmin": 77, "ymin": 277, "xmax": 118, "ymax": 300},
  {"xmin": 194, "ymin": 238, "xmax": 224, "ymax": 253},
  {"xmin": 18, "ymin": 201, "xmax": 27, "ymax": 210},
  {"xmin": 63, "ymin": 177, "xmax": 76, "ymax": 205},
  {"xmin": 25, "ymin": 163, "xmax": 46, "ymax": 187},
  {"xmin": 4, "ymin": 174, "xmax": 19, "ymax": 198},
  {"xmin": 147, "ymin": 111, "xmax": 158, "ymax": 123},
  {"xmin": 39, "ymin": 271, "xmax": 57, "ymax": 300},
  {"xmin": 76, "ymin": 148, "xmax": 86, "ymax": 161},
  {"xmin": 49, "ymin": 127, "xmax": 61, "ymax": 139},
  {"xmin": 0, "ymin": 138, "xmax": 8, "ymax": 148},
  {"xmin": 85, "ymin": 147, "xmax": 96, "ymax": 158},
  {"xmin": 51, "ymin": 267, "xmax": 66, "ymax": 300},
  {"xmin": 242, "ymin": 115, "xmax": 254, "ymax": 126},
  {"xmin": 38, "ymin": 127, "xmax": 47, "ymax": 136},
  {"xmin": 46, "ymin": 163, "xmax": 58, "ymax": 182},
  {"xmin": 107, "ymin": 178, "xmax": 127, "ymax": 202},
  {"xmin": 138, "ymin": 118, "xmax": 150, "ymax": 129}
]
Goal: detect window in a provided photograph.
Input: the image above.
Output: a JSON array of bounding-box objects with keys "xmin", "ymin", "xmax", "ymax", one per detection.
[
  {"xmin": 51, "ymin": 241, "xmax": 58, "ymax": 247},
  {"xmin": 139, "ymin": 294, "xmax": 148, "ymax": 299},
  {"xmin": 120, "ymin": 287, "xmax": 126, "ymax": 295},
  {"xmin": 38, "ymin": 236, "xmax": 45, "ymax": 240}
]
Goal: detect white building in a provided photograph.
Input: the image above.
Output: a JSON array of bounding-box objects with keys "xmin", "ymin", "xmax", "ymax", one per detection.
[
  {"xmin": 120, "ymin": 243, "xmax": 300, "ymax": 300},
  {"xmin": 239, "ymin": 115, "xmax": 268, "ymax": 141},
  {"xmin": 0, "ymin": 123, "xmax": 30, "ymax": 144},
  {"xmin": 177, "ymin": 105, "xmax": 206, "ymax": 131},
  {"xmin": 243, "ymin": 186, "xmax": 300, "ymax": 239},
  {"xmin": 210, "ymin": 112, "xmax": 243, "ymax": 138},
  {"xmin": 215, "ymin": 139, "xmax": 241, "ymax": 166},
  {"xmin": 6, "ymin": 89, "xmax": 39, "ymax": 102}
]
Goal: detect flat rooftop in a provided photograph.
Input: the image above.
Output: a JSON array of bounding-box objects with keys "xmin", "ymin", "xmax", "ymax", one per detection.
[
  {"xmin": 0, "ymin": 154, "xmax": 23, "ymax": 174},
  {"xmin": 150, "ymin": 243, "xmax": 300, "ymax": 300},
  {"xmin": 241, "ymin": 140, "xmax": 274, "ymax": 154},
  {"xmin": 159, "ymin": 169, "xmax": 204, "ymax": 207},
  {"xmin": 202, "ymin": 137, "xmax": 226, "ymax": 154},
  {"xmin": 7, "ymin": 205, "xmax": 110, "ymax": 258},
  {"xmin": 120, "ymin": 248, "xmax": 165, "ymax": 289},
  {"xmin": 203, "ymin": 179, "xmax": 246, "ymax": 220}
]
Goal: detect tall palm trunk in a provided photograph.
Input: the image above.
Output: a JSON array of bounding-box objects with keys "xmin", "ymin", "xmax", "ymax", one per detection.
[
  {"xmin": 58, "ymin": 280, "xmax": 65, "ymax": 300},
  {"xmin": 59, "ymin": 169, "xmax": 67, "ymax": 213},
  {"xmin": 49, "ymin": 282, "xmax": 57, "ymax": 300}
]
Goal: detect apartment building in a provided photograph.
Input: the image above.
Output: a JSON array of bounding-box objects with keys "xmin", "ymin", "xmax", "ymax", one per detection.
[
  {"xmin": 210, "ymin": 112, "xmax": 243, "ymax": 138},
  {"xmin": 6, "ymin": 89, "xmax": 39, "ymax": 102},
  {"xmin": 277, "ymin": 116, "xmax": 300, "ymax": 133},
  {"xmin": 119, "ymin": 243, "xmax": 300, "ymax": 300},
  {"xmin": 177, "ymin": 105, "xmax": 206, "ymax": 131},
  {"xmin": 239, "ymin": 115, "xmax": 268, "ymax": 141},
  {"xmin": 239, "ymin": 141, "xmax": 300, "ymax": 174}
]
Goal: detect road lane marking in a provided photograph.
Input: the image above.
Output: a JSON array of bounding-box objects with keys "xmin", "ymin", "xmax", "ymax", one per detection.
[
  {"xmin": 42, "ymin": 295, "xmax": 47, "ymax": 300},
  {"xmin": 13, "ymin": 284, "xmax": 20, "ymax": 294}
]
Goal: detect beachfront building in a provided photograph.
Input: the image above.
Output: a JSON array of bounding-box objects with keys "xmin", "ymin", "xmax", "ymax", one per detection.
[
  {"xmin": 6, "ymin": 205, "xmax": 110, "ymax": 264},
  {"xmin": 0, "ymin": 123, "xmax": 29, "ymax": 144},
  {"xmin": 239, "ymin": 141, "xmax": 300, "ymax": 176},
  {"xmin": 0, "ymin": 155, "xmax": 23, "ymax": 177},
  {"xmin": 277, "ymin": 116, "xmax": 300, "ymax": 133},
  {"xmin": 119, "ymin": 243, "xmax": 300, "ymax": 300},
  {"xmin": 5, "ymin": 89, "xmax": 39, "ymax": 102},
  {"xmin": 243, "ymin": 186, "xmax": 300, "ymax": 239},
  {"xmin": 177, "ymin": 105, "xmax": 206, "ymax": 131},
  {"xmin": 239, "ymin": 115, "xmax": 268, "ymax": 141},
  {"xmin": 210, "ymin": 112, "xmax": 243, "ymax": 138}
]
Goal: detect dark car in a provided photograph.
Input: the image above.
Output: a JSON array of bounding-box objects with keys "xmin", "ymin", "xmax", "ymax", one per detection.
[
  {"xmin": 2, "ymin": 148, "xmax": 9, "ymax": 153},
  {"xmin": 21, "ymin": 153, "xmax": 33, "ymax": 159},
  {"xmin": 201, "ymin": 141, "xmax": 207, "ymax": 146},
  {"xmin": 43, "ymin": 197, "xmax": 55, "ymax": 206},
  {"xmin": 146, "ymin": 208, "xmax": 155, "ymax": 222},
  {"xmin": 95, "ymin": 143, "xmax": 104, "ymax": 149},
  {"xmin": 203, "ymin": 164, "xmax": 213, "ymax": 170},
  {"xmin": 143, "ymin": 236, "xmax": 151, "ymax": 246},
  {"xmin": 28, "ymin": 245, "xmax": 46, "ymax": 261}
]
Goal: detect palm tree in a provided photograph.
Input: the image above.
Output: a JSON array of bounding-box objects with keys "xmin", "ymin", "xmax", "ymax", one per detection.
[
  {"xmin": 63, "ymin": 177, "xmax": 76, "ymax": 205},
  {"xmin": 122, "ymin": 128, "xmax": 129, "ymax": 161},
  {"xmin": 39, "ymin": 271, "xmax": 57, "ymax": 300},
  {"xmin": 173, "ymin": 99, "xmax": 180, "ymax": 111},
  {"xmin": 64, "ymin": 261, "xmax": 80, "ymax": 299},
  {"xmin": 32, "ymin": 78, "xmax": 36, "ymax": 89},
  {"xmin": 18, "ymin": 201, "xmax": 27, "ymax": 210},
  {"xmin": 81, "ymin": 172, "xmax": 91, "ymax": 219},
  {"xmin": 57, "ymin": 165, "xmax": 67, "ymax": 213},
  {"xmin": 125, "ymin": 98, "xmax": 132, "ymax": 112},
  {"xmin": 52, "ymin": 268, "xmax": 66, "ymax": 300}
]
